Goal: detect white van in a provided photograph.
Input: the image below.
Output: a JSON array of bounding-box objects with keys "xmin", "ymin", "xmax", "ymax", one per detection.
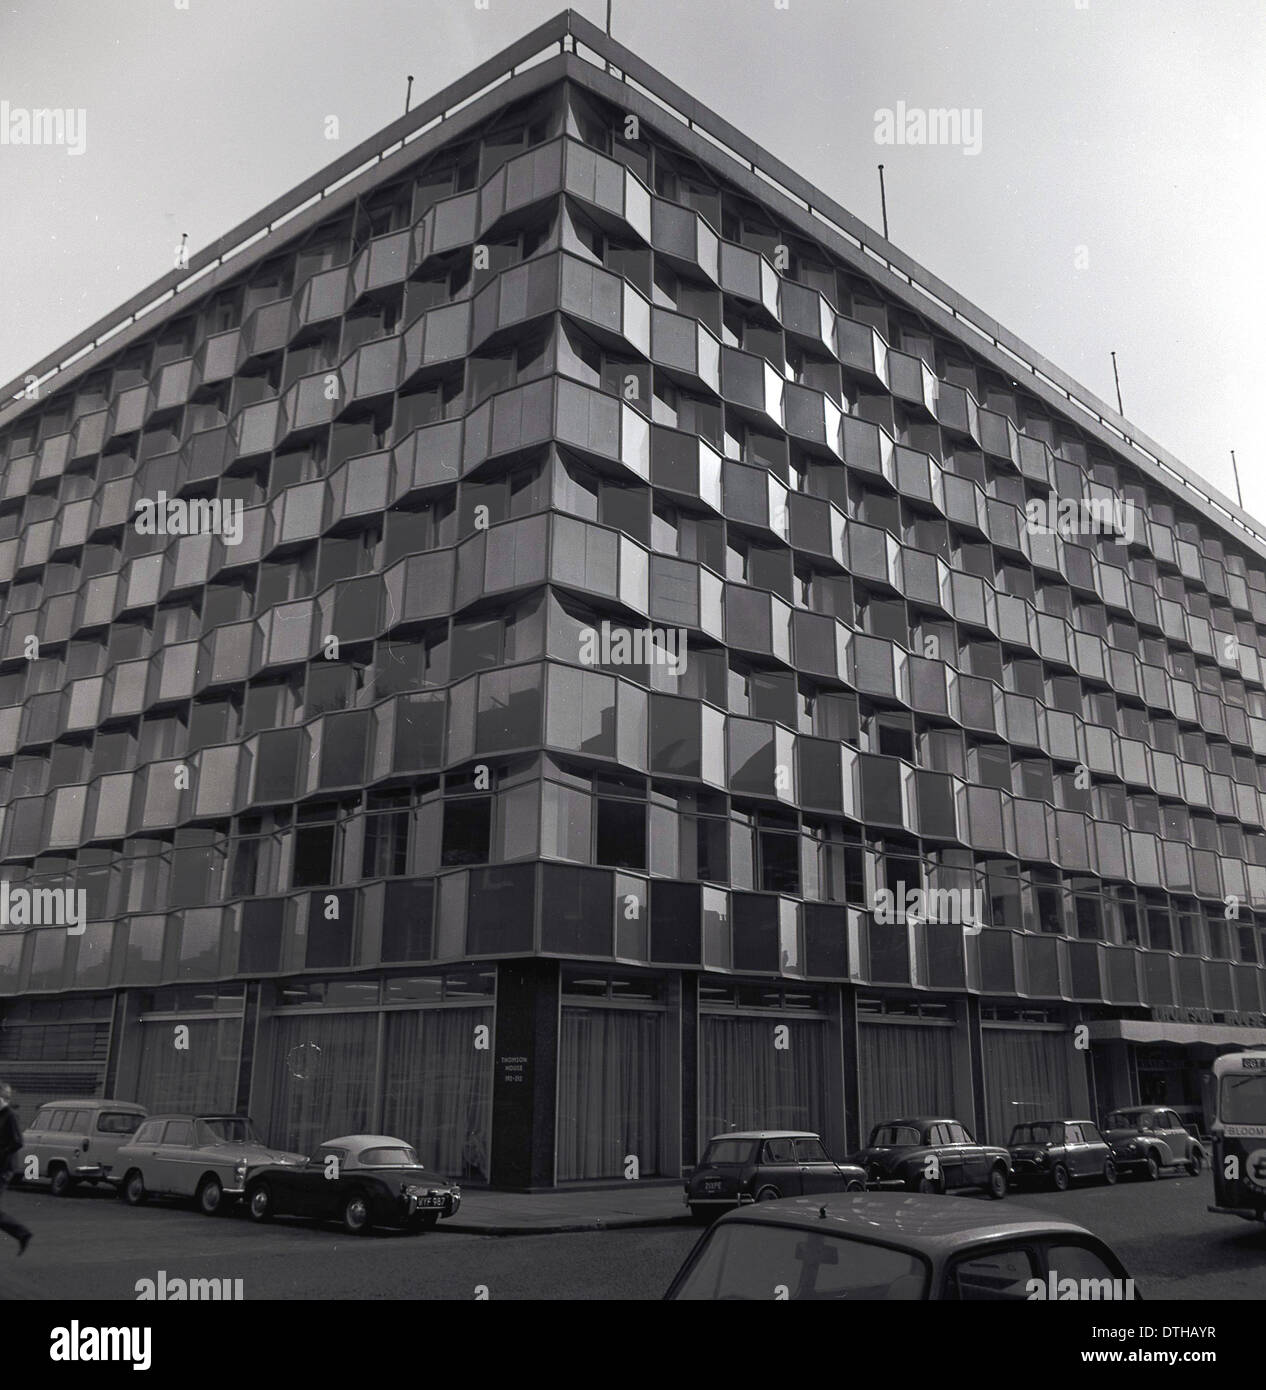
[{"xmin": 17, "ymin": 1099, "xmax": 148, "ymax": 1194}]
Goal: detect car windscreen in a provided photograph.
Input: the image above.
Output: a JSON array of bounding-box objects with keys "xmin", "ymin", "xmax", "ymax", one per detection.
[
  {"xmin": 1104, "ymin": 1111, "xmax": 1145, "ymax": 1131},
  {"xmin": 357, "ymin": 1145, "xmax": 419, "ymax": 1167},
  {"xmin": 1220, "ymin": 1074, "xmax": 1266, "ymax": 1126},
  {"xmin": 869, "ymin": 1125, "xmax": 921, "ymax": 1147},
  {"xmin": 1010, "ymin": 1124, "xmax": 1058, "ymax": 1145},
  {"xmin": 197, "ymin": 1117, "xmax": 263, "ymax": 1145},
  {"xmin": 671, "ymin": 1224, "xmax": 929, "ymax": 1301},
  {"xmin": 701, "ymin": 1139, "xmax": 758, "ymax": 1165}
]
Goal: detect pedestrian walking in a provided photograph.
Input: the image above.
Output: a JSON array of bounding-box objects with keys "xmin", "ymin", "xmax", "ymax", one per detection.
[{"xmin": 0, "ymin": 1080, "xmax": 33, "ymax": 1255}]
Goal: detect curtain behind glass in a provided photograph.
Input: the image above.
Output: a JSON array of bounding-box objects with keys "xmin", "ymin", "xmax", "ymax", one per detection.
[
  {"xmin": 982, "ymin": 1027, "xmax": 1073, "ymax": 1146},
  {"xmin": 268, "ymin": 1012, "xmax": 377, "ymax": 1155},
  {"xmin": 136, "ymin": 1017, "xmax": 241, "ymax": 1114},
  {"xmin": 700, "ymin": 1015, "xmax": 828, "ymax": 1140},
  {"xmin": 381, "ymin": 1006, "xmax": 493, "ymax": 1182},
  {"xmin": 858, "ymin": 1021, "xmax": 955, "ymax": 1141},
  {"xmin": 557, "ymin": 1007, "xmax": 663, "ymax": 1181}
]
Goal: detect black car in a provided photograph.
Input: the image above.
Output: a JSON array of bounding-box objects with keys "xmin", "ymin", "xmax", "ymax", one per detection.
[
  {"xmin": 1101, "ymin": 1106, "xmax": 1205, "ymax": 1180},
  {"xmin": 244, "ymin": 1133, "xmax": 461, "ymax": 1234},
  {"xmin": 853, "ymin": 1117, "xmax": 1010, "ymax": 1198},
  {"xmin": 1007, "ymin": 1119, "xmax": 1117, "ymax": 1190},
  {"xmin": 684, "ymin": 1131, "xmax": 866, "ymax": 1222}
]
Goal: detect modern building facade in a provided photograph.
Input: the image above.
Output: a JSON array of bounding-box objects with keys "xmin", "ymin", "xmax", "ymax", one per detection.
[{"xmin": 2, "ymin": 11, "xmax": 1265, "ymax": 1187}]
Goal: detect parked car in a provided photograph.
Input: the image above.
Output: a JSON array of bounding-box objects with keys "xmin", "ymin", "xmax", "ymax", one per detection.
[
  {"xmin": 1007, "ymin": 1119, "xmax": 1117, "ymax": 1190},
  {"xmin": 853, "ymin": 1117, "xmax": 1010, "ymax": 1198},
  {"xmin": 684, "ymin": 1131, "xmax": 866, "ymax": 1222},
  {"xmin": 15, "ymin": 1099, "xmax": 147, "ymax": 1195},
  {"xmin": 243, "ymin": 1134, "xmax": 461, "ymax": 1234},
  {"xmin": 1101, "ymin": 1106, "xmax": 1205, "ymax": 1180},
  {"xmin": 115, "ymin": 1114, "xmax": 305, "ymax": 1214},
  {"xmin": 664, "ymin": 1193, "xmax": 1138, "ymax": 1300}
]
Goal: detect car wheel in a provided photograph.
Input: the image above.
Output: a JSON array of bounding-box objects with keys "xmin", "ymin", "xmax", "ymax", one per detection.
[
  {"xmin": 1144, "ymin": 1151, "xmax": 1161, "ymax": 1181},
  {"xmin": 917, "ymin": 1173, "xmax": 944, "ymax": 1195},
  {"xmin": 48, "ymin": 1164, "xmax": 73, "ymax": 1198},
  {"xmin": 342, "ymin": 1190, "xmax": 373, "ymax": 1234},
  {"xmin": 1186, "ymin": 1148, "xmax": 1204, "ymax": 1177},
  {"xmin": 246, "ymin": 1182, "xmax": 273, "ymax": 1223},
  {"xmin": 196, "ymin": 1176, "xmax": 224, "ymax": 1216},
  {"xmin": 845, "ymin": 1180, "xmax": 865, "ymax": 1193},
  {"xmin": 1051, "ymin": 1163, "xmax": 1071, "ymax": 1192},
  {"xmin": 122, "ymin": 1170, "xmax": 146, "ymax": 1206},
  {"xmin": 1102, "ymin": 1158, "xmax": 1118, "ymax": 1185},
  {"xmin": 754, "ymin": 1186, "xmax": 781, "ymax": 1202},
  {"xmin": 988, "ymin": 1165, "xmax": 1009, "ymax": 1200}
]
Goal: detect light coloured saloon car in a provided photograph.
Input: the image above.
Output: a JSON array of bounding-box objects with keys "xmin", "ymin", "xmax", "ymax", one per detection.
[{"xmin": 115, "ymin": 1114, "xmax": 305, "ymax": 1214}]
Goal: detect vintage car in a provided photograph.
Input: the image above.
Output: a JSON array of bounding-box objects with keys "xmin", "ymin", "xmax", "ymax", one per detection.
[
  {"xmin": 664, "ymin": 1193, "xmax": 1138, "ymax": 1300},
  {"xmin": 1101, "ymin": 1106, "xmax": 1205, "ymax": 1179},
  {"xmin": 115, "ymin": 1114, "xmax": 305, "ymax": 1214},
  {"xmin": 853, "ymin": 1117, "xmax": 1010, "ymax": 1198},
  {"xmin": 15, "ymin": 1098, "xmax": 147, "ymax": 1194},
  {"xmin": 1007, "ymin": 1119, "xmax": 1117, "ymax": 1190},
  {"xmin": 684, "ymin": 1131, "xmax": 866, "ymax": 1221},
  {"xmin": 243, "ymin": 1134, "xmax": 462, "ymax": 1234}
]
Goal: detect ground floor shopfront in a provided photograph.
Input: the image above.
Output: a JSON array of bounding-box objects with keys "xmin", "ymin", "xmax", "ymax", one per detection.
[{"xmin": 4, "ymin": 962, "xmax": 1265, "ymax": 1187}]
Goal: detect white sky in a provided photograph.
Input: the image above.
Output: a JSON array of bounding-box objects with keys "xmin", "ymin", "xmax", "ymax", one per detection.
[{"xmin": 1, "ymin": 0, "xmax": 1263, "ymax": 518}]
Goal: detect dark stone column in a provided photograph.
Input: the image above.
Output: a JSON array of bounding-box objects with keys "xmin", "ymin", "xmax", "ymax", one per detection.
[
  {"xmin": 839, "ymin": 984, "xmax": 862, "ymax": 1154},
  {"xmin": 490, "ymin": 958, "xmax": 560, "ymax": 1189},
  {"xmin": 680, "ymin": 970, "xmax": 698, "ymax": 1168},
  {"xmin": 235, "ymin": 982, "xmax": 261, "ymax": 1116},
  {"xmin": 965, "ymin": 994, "xmax": 989, "ymax": 1141}
]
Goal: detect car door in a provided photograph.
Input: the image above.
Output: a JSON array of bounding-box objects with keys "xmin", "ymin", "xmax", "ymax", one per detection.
[
  {"xmin": 149, "ymin": 1120, "xmax": 197, "ymax": 1195},
  {"xmin": 1160, "ymin": 1110, "xmax": 1189, "ymax": 1163},
  {"xmin": 1063, "ymin": 1123, "xmax": 1088, "ymax": 1178},
  {"xmin": 929, "ymin": 1124, "xmax": 962, "ymax": 1188},
  {"xmin": 1080, "ymin": 1123, "xmax": 1109, "ymax": 1175},
  {"xmin": 794, "ymin": 1136, "xmax": 848, "ymax": 1194},
  {"xmin": 949, "ymin": 1122, "xmax": 988, "ymax": 1187},
  {"xmin": 303, "ymin": 1150, "xmax": 346, "ymax": 1218},
  {"xmin": 758, "ymin": 1138, "xmax": 803, "ymax": 1197}
]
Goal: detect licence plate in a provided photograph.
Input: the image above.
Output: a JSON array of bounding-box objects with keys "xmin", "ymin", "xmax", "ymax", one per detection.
[
  {"xmin": 419, "ymin": 1195, "xmax": 446, "ymax": 1207},
  {"xmin": 703, "ymin": 1180, "xmax": 721, "ymax": 1193}
]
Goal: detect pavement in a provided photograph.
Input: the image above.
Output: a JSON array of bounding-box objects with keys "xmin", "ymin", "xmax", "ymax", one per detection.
[{"xmin": 445, "ymin": 1180, "xmax": 690, "ymax": 1234}]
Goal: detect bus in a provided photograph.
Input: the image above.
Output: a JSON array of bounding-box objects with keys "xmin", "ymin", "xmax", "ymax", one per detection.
[{"xmin": 1209, "ymin": 1049, "xmax": 1266, "ymax": 1223}]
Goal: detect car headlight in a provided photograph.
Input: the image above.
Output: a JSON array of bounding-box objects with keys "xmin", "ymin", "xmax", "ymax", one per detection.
[{"xmin": 234, "ymin": 1161, "xmax": 248, "ymax": 1182}]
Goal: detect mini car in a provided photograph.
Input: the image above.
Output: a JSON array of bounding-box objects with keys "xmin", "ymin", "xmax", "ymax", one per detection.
[
  {"xmin": 1007, "ymin": 1119, "xmax": 1117, "ymax": 1190},
  {"xmin": 243, "ymin": 1134, "xmax": 461, "ymax": 1234},
  {"xmin": 664, "ymin": 1193, "xmax": 1138, "ymax": 1300},
  {"xmin": 15, "ymin": 1098, "xmax": 147, "ymax": 1194},
  {"xmin": 1101, "ymin": 1106, "xmax": 1205, "ymax": 1180},
  {"xmin": 853, "ymin": 1117, "xmax": 1010, "ymax": 1198},
  {"xmin": 115, "ymin": 1114, "xmax": 305, "ymax": 1214},
  {"xmin": 684, "ymin": 1131, "xmax": 866, "ymax": 1222}
]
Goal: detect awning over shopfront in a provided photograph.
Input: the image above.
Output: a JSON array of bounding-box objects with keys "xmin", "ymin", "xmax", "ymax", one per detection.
[{"xmin": 1087, "ymin": 1020, "xmax": 1266, "ymax": 1048}]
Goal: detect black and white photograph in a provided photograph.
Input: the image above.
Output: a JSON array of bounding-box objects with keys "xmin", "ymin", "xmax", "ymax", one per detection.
[{"xmin": 0, "ymin": 0, "xmax": 1264, "ymax": 1361}]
